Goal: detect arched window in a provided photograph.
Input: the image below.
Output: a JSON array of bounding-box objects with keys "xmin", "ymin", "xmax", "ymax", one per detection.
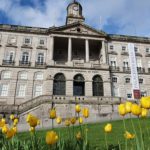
[
  {"xmin": 92, "ymin": 75, "xmax": 103, "ymax": 96},
  {"xmin": 19, "ymin": 71, "xmax": 27, "ymax": 80},
  {"xmin": 53, "ymin": 73, "xmax": 66, "ymax": 95},
  {"xmin": 73, "ymin": 74, "xmax": 85, "ymax": 96},
  {"xmin": 1, "ymin": 71, "xmax": 11, "ymax": 79},
  {"xmin": 37, "ymin": 53, "xmax": 44, "ymax": 65},
  {"xmin": 22, "ymin": 52, "xmax": 29, "ymax": 64},
  {"xmin": 34, "ymin": 72, "xmax": 43, "ymax": 80}
]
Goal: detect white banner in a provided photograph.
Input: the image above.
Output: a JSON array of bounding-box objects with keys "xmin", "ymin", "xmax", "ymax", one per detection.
[{"xmin": 128, "ymin": 43, "xmax": 139, "ymax": 90}]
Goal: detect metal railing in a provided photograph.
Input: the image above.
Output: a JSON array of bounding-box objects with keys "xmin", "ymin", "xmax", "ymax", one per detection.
[
  {"xmin": 19, "ymin": 61, "xmax": 31, "ymax": 67},
  {"xmin": 35, "ymin": 62, "xmax": 46, "ymax": 68},
  {"xmin": 110, "ymin": 66, "xmax": 120, "ymax": 71},
  {"xmin": 123, "ymin": 67, "xmax": 130, "ymax": 72},
  {"xmin": 137, "ymin": 67, "xmax": 145, "ymax": 73},
  {"xmin": 2, "ymin": 60, "xmax": 15, "ymax": 66}
]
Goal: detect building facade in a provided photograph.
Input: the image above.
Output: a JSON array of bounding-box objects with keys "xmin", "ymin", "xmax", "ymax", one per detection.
[{"xmin": 0, "ymin": 1, "xmax": 150, "ymax": 106}]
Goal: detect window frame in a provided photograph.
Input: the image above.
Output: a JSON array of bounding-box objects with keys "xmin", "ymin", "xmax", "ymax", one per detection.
[
  {"xmin": 34, "ymin": 84, "xmax": 43, "ymax": 97},
  {"xmin": 0, "ymin": 84, "xmax": 9, "ymax": 96},
  {"xmin": 17, "ymin": 84, "xmax": 26, "ymax": 97}
]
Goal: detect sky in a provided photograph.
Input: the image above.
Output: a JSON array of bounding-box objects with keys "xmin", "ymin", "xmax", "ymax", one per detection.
[{"xmin": 0, "ymin": 0, "xmax": 150, "ymax": 37}]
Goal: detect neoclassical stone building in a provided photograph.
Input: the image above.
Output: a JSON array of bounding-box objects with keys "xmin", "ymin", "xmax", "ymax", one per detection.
[{"xmin": 0, "ymin": 1, "xmax": 150, "ymax": 106}]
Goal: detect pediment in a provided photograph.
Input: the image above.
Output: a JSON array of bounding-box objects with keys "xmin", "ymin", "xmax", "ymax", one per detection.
[{"xmin": 50, "ymin": 22, "xmax": 107, "ymax": 37}]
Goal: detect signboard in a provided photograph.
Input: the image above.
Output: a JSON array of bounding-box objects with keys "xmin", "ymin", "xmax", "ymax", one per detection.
[{"xmin": 128, "ymin": 43, "xmax": 140, "ymax": 99}]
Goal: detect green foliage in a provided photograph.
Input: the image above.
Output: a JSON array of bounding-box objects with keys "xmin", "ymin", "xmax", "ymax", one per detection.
[{"xmin": 1, "ymin": 118, "xmax": 150, "ymax": 150}]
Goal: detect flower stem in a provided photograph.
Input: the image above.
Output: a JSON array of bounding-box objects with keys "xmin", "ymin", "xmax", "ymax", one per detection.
[
  {"xmin": 105, "ymin": 133, "xmax": 108, "ymax": 150},
  {"xmin": 137, "ymin": 117, "xmax": 145, "ymax": 150},
  {"xmin": 130, "ymin": 115, "xmax": 140, "ymax": 150},
  {"xmin": 122, "ymin": 117, "xmax": 127, "ymax": 150}
]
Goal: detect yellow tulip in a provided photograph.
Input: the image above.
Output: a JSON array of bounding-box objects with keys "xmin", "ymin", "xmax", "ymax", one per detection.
[
  {"xmin": 125, "ymin": 102, "xmax": 132, "ymax": 113},
  {"xmin": 124, "ymin": 131, "xmax": 135, "ymax": 139},
  {"xmin": 141, "ymin": 108, "xmax": 148, "ymax": 118},
  {"xmin": 12, "ymin": 127, "xmax": 17, "ymax": 134},
  {"xmin": 13, "ymin": 118, "xmax": 19, "ymax": 126},
  {"xmin": 78, "ymin": 117, "xmax": 83, "ymax": 124},
  {"xmin": 49, "ymin": 108, "xmax": 56, "ymax": 119},
  {"xmin": 56, "ymin": 117, "xmax": 62, "ymax": 124},
  {"xmin": 0, "ymin": 118, "xmax": 6, "ymax": 128},
  {"xmin": 75, "ymin": 104, "xmax": 81, "ymax": 113},
  {"xmin": 46, "ymin": 131, "xmax": 58, "ymax": 145},
  {"xmin": 26, "ymin": 114, "xmax": 40, "ymax": 127},
  {"xmin": 140, "ymin": 97, "xmax": 150, "ymax": 109},
  {"xmin": 6, "ymin": 128, "xmax": 16, "ymax": 139},
  {"xmin": 118, "ymin": 104, "xmax": 126, "ymax": 116},
  {"xmin": 10, "ymin": 114, "xmax": 15, "ymax": 120},
  {"xmin": 104, "ymin": 123, "xmax": 112, "ymax": 133},
  {"xmin": 131, "ymin": 104, "xmax": 141, "ymax": 116},
  {"xmin": 29, "ymin": 127, "xmax": 35, "ymax": 133},
  {"xmin": 70, "ymin": 117, "xmax": 76, "ymax": 125},
  {"xmin": 2, "ymin": 125, "xmax": 9, "ymax": 134},
  {"xmin": 76, "ymin": 131, "xmax": 82, "ymax": 140},
  {"xmin": 65, "ymin": 119, "xmax": 70, "ymax": 126},
  {"xmin": 82, "ymin": 108, "xmax": 89, "ymax": 118}
]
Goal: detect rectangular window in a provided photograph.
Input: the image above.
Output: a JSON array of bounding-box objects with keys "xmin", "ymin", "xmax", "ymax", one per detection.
[
  {"xmin": 110, "ymin": 61, "xmax": 116, "ymax": 67},
  {"xmin": 141, "ymin": 91, "xmax": 146, "ymax": 97},
  {"xmin": 4, "ymin": 51, "xmax": 14, "ymax": 63},
  {"xmin": 24, "ymin": 38, "xmax": 31, "ymax": 44},
  {"xmin": 127, "ymin": 94, "xmax": 132, "ymax": 99},
  {"xmin": 17, "ymin": 84, "xmax": 26, "ymax": 97},
  {"xmin": 34, "ymin": 85, "xmax": 42, "ymax": 97},
  {"xmin": 134, "ymin": 47, "xmax": 138, "ymax": 52},
  {"xmin": 112, "ymin": 77, "xmax": 117, "ymax": 83},
  {"xmin": 0, "ymin": 84, "xmax": 9, "ymax": 96},
  {"xmin": 40, "ymin": 39, "xmax": 44, "ymax": 45},
  {"xmin": 123, "ymin": 61, "xmax": 129, "ymax": 67},
  {"xmin": 3, "ymin": 72, "xmax": 11, "ymax": 79},
  {"xmin": 137, "ymin": 59, "xmax": 142, "ymax": 67},
  {"xmin": 125, "ymin": 78, "xmax": 130, "ymax": 83},
  {"xmin": 139, "ymin": 79, "xmax": 143, "ymax": 84},
  {"xmin": 146, "ymin": 48, "xmax": 150, "ymax": 53},
  {"xmin": 122, "ymin": 46, "xmax": 126, "ymax": 51},
  {"xmin": 110, "ymin": 45, "xmax": 114, "ymax": 50}
]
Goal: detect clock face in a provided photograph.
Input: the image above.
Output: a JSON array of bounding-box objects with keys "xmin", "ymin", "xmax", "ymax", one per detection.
[{"xmin": 73, "ymin": 6, "xmax": 78, "ymax": 11}]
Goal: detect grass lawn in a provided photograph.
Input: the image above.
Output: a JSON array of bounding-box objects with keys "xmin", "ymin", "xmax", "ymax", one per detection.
[{"xmin": 17, "ymin": 118, "xmax": 150, "ymax": 150}]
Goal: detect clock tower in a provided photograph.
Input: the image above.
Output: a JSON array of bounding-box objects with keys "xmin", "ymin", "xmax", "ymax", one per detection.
[{"xmin": 66, "ymin": 0, "xmax": 85, "ymax": 25}]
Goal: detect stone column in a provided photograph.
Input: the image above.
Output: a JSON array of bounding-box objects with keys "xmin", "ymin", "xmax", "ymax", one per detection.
[
  {"xmin": 85, "ymin": 39, "xmax": 89, "ymax": 62},
  {"xmin": 101, "ymin": 40, "xmax": 106, "ymax": 64},
  {"xmin": 68, "ymin": 38, "xmax": 72, "ymax": 62},
  {"xmin": 50, "ymin": 36, "xmax": 54, "ymax": 61}
]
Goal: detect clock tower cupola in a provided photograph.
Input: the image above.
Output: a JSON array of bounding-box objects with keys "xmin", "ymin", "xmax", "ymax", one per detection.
[{"xmin": 66, "ymin": 0, "xmax": 85, "ymax": 25}]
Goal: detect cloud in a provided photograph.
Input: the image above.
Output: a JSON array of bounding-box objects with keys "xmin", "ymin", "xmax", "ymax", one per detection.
[{"xmin": 0, "ymin": 0, "xmax": 150, "ymax": 36}]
